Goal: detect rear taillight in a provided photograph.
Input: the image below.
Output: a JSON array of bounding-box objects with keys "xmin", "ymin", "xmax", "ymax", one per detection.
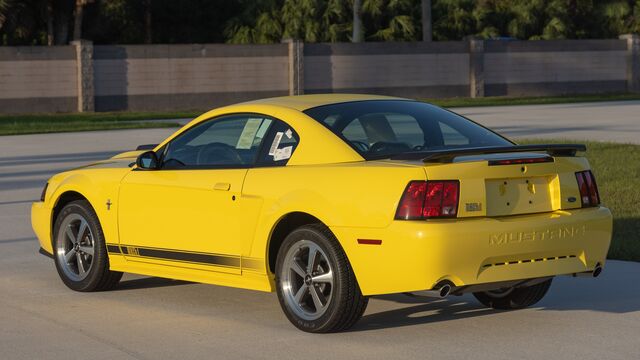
[
  {"xmin": 395, "ymin": 180, "xmax": 459, "ymax": 220},
  {"xmin": 575, "ymin": 170, "xmax": 600, "ymax": 207}
]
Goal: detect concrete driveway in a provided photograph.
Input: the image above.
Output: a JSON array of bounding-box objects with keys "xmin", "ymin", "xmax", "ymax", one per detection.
[{"xmin": 1, "ymin": 103, "xmax": 639, "ymax": 359}]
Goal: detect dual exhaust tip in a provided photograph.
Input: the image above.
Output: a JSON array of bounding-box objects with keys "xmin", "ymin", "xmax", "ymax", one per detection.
[
  {"xmin": 574, "ymin": 263, "xmax": 603, "ymax": 278},
  {"xmin": 414, "ymin": 264, "xmax": 602, "ymax": 299}
]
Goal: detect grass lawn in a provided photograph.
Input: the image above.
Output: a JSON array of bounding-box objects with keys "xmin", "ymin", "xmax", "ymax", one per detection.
[
  {"xmin": 0, "ymin": 110, "xmax": 197, "ymax": 135},
  {"xmin": 519, "ymin": 139, "xmax": 640, "ymax": 262},
  {"xmin": 2, "ymin": 92, "xmax": 640, "ymax": 136}
]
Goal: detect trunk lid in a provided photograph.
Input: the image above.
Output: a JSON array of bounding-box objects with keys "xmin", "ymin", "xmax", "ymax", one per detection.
[{"xmin": 385, "ymin": 150, "xmax": 589, "ymax": 218}]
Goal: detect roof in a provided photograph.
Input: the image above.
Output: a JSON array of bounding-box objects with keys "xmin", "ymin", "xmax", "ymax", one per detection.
[{"xmin": 241, "ymin": 93, "xmax": 405, "ymax": 111}]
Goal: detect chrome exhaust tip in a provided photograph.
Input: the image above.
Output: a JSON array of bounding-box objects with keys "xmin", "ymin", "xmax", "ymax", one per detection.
[
  {"xmin": 573, "ymin": 263, "xmax": 602, "ymax": 278},
  {"xmin": 592, "ymin": 264, "xmax": 602, "ymax": 278},
  {"xmin": 411, "ymin": 284, "xmax": 452, "ymax": 298}
]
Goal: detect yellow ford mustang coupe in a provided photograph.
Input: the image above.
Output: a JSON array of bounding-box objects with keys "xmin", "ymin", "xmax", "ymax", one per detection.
[{"xmin": 32, "ymin": 94, "xmax": 612, "ymax": 332}]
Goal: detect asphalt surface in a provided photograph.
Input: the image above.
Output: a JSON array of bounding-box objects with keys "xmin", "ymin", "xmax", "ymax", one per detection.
[
  {"xmin": 1, "ymin": 102, "xmax": 639, "ymax": 359},
  {"xmin": 455, "ymin": 100, "xmax": 640, "ymax": 144}
]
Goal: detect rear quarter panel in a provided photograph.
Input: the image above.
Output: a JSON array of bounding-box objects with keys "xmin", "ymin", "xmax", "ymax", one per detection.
[{"xmin": 242, "ymin": 162, "xmax": 426, "ymax": 261}]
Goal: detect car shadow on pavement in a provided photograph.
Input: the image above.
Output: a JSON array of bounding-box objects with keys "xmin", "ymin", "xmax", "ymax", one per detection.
[
  {"xmin": 353, "ymin": 294, "xmax": 498, "ymax": 331},
  {"xmin": 353, "ymin": 265, "xmax": 640, "ymax": 331},
  {"xmin": 115, "ymin": 277, "xmax": 191, "ymax": 291}
]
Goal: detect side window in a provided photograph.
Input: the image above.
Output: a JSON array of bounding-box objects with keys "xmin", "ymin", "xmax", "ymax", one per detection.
[
  {"xmin": 163, "ymin": 115, "xmax": 273, "ymax": 168},
  {"xmin": 258, "ymin": 120, "xmax": 299, "ymax": 166},
  {"xmin": 439, "ymin": 122, "xmax": 470, "ymax": 146}
]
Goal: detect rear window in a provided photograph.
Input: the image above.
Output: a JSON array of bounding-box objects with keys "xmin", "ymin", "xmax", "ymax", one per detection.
[{"xmin": 304, "ymin": 100, "xmax": 512, "ymax": 159}]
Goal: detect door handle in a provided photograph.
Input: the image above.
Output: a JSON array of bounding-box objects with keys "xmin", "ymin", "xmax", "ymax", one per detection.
[{"xmin": 213, "ymin": 182, "xmax": 231, "ymax": 191}]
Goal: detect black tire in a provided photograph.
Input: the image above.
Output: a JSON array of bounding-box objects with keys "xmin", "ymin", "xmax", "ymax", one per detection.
[
  {"xmin": 473, "ymin": 278, "xmax": 553, "ymax": 310},
  {"xmin": 52, "ymin": 200, "xmax": 122, "ymax": 292},
  {"xmin": 275, "ymin": 224, "xmax": 368, "ymax": 333}
]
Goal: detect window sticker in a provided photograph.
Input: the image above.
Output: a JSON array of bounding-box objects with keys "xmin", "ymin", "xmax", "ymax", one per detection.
[
  {"xmin": 255, "ymin": 119, "xmax": 272, "ymax": 139},
  {"xmin": 273, "ymin": 146, "xmax": 293, "ymax": 161},
  {"xmin": 285, "ymin": 128, "xmax": 293, "ymax": 139},
  {"xmin": 269, "ymin": 132, "xmax": 284, "ymax": 155},
  {"xmin": 236, "ymin": 118, "xmax": 263, "ymax": 149}
]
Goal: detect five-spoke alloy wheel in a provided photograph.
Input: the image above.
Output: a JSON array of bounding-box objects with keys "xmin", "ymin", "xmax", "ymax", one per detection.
[
  {"xmin": 53, "ymin": 200, "xmax": 122, "ymax": 292},
  {"xmin": 276, "ymin": 224, "xmax": 368, "ymax": 333},
  {"xmin": 56, "ymin": 213, "xmax": 96, "ymax": 281},
  {"xmin": 280, "ymin": 240, "xmax": 334, "ymax": 321}
]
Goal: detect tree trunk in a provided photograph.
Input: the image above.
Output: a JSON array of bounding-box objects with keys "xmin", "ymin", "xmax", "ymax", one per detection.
[
  {"xmin": 352, "ymin": 0, "xmax": 363, "ymax": 42},
  {"xmin": 73, "ymin": 0, "xmax": 84, "ymax": 41},
  {"xmin": 422, "ymin": 0, "xmax": 432, "ymax": 42},
  {"xmin": 144, "ymin": 0, "xmax": 152, "ymax": 44},
  {"xmin": 54, "ymin": 1, "xmax": 71, "ymax": 45},
  {"xmin": 46, "ymin": 0, "xmax": 54, "ymax": 45}
]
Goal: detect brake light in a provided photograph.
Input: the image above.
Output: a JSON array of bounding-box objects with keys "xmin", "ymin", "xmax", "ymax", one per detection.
[
  {"xmin": 575, "ymin": 170, "xmax": 600, "ymax": 207},
  {"xmin": 395, "ymin": 181, "xmax": 426, "ymax": 220},
  {"xmin": 488, "ymin": 157, "xmax": 553, "ymax": 166},
  {"xmin": 395, "ymin": 180, "xmax": 459, "ymax": 220}
]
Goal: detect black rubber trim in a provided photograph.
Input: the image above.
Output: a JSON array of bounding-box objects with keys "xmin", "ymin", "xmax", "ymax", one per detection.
[
  {"xmin": 39, "ymin": 247, "xmax": 54, "ymax": 259},
  {"xmin": 136, "ymin": 144, "xmax": 158, "ymax": 151}
]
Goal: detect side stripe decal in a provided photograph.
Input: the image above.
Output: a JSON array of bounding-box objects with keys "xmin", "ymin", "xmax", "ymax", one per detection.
[{"xmin": 106, "ymin": 244, "xmax": 263, "ymax": 271}]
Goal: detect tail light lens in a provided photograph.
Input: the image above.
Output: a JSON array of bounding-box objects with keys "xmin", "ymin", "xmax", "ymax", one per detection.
[
  {"xmin": 395, "ymin": 181, "xmax": 427, "ymax": 220},
  {"xmin": 575, "ymin": 170, "xmax": 600, "ymax": 207},
  {"xmin": 396, "ymin": 180, "xmax": 459, "ymax": 220}
]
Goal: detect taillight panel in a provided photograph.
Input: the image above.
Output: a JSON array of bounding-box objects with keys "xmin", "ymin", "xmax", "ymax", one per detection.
[
  {"xmin": 395, "ymin": 180, "xmax": 459, "ymax": 220},
  {"xmin": 575, "ymin": 170, "xmax": 600, "ymax": 207}
]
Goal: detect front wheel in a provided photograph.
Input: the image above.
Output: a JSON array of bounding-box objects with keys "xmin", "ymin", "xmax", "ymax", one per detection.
[
  {"xmin": 53, "ymin": 200, "xmax": 122, "ymax": 292},
  {"xmin": 473, "ymin": 278, "xmax": 553, "ymax": 310},
  {"xmin": 275, "ymin": 224, "xmax": 368, "ymax": 333}
]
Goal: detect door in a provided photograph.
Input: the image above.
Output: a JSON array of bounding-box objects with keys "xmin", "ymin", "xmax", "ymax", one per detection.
[{"xmin": 117, "ymin": 115, "xmax": 274, "ymax": 274}]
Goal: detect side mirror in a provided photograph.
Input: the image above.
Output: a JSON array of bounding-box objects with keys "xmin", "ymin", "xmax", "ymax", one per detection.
[{"xmin": 136, "ymin": 151, "xmax": 159, "ymax": 170}]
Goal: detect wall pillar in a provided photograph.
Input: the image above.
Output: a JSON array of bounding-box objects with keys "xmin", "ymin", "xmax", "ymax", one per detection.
[
  {"xmin": 285, "ymin": 39, "xmax": 304, "ymax": 96},
  {"xmin": 620, "ymin": 34, "xmax": 640, "ymax": 93},
  {"xmin": 469, "ymin": 38, "xmax": 485, "ymax": 98},
  {"xmin": 71, "ymin": 40, "xmax": 95, "ymax": 112}
]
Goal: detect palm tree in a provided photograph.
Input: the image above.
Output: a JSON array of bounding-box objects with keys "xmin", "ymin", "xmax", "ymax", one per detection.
[
  {"xmin": 0, "ymin": 0, "xmax": 11, "ymax": 31},
  {"xmin": 421, "ymin": 0, "xmax": 432, "ymax": 41},
  {"xmin": 363, "ymin": 0, "xmax": 416, "ymax": 41},
  {"xmin": 352, "ymin": 0, "xmax": 363, "ymax": 42},
  {"xmin": 144, "ymin": 0, "xmax": 152, "ymax": 44}
]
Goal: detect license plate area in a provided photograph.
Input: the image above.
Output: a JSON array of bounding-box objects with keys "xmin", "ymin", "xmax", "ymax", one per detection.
[{"xmin": 485, "ymin": 176, "xmax": 553, "ymax": 216}]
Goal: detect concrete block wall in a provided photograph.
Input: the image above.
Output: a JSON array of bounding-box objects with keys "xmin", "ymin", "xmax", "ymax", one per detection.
[
  {"xmin": 0, "ymin": 46, "xmax": 78, "ymax": 113},
  {"xmin": 93, "ymin": 44, "xmax": 289, "ymax": 111},
  {"xmin": 304, "ymin": 42, "xmax": 469, "ymax": 98},
  {"xmin": 0, "ymin": 39, "xmax": 637, "ymax": 114},
  {"xmin": 484, "ymin": 40, "xmax": 628, "ymax": 96}
]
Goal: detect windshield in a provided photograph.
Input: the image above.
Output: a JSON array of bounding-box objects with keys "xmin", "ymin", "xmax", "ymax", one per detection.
[{"xmin": 303, "ymin": 100, "xmax": 513, "ymax": 160}]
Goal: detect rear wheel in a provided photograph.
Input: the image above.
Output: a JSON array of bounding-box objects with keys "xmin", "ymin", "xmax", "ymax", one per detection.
[
  {"xmin": 275, "ymin": 224, "xmax": 368, "ymax": 333},
  {"xmin": 53, "ymin": 200, "xmax": 122, "ymax": 292},
  {"xmin": 473, "ymin": 279, "xmax": 553, "ymax": 310}
]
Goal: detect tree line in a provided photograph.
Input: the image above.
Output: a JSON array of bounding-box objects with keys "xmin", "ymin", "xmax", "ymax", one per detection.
[{"xmin": 1, "ymin": 0, "xmax": 639, "ymax": 46}]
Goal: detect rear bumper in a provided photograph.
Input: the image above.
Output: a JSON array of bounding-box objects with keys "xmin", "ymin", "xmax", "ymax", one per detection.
[{"xmin": 332, "ymin": 206, "xmax": 612, "ymax": 296}]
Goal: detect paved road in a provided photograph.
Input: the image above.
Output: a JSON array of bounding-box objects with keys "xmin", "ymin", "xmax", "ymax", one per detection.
[
  {"xmin": 455, "ymin": 100, "xmax": 640, "ymax": 144},
  {"xmin": 1, "ymin": 103, "xmax": 640, "ymax": 359},
  {"xmin": 160, "ymin": 100, "xmax": 640, "ymax": 144}
]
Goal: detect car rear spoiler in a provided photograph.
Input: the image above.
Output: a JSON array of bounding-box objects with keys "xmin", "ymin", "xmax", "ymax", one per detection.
[{"xmin": 390, "ymin": 144, "xmax": 586, "ymax": 163}]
